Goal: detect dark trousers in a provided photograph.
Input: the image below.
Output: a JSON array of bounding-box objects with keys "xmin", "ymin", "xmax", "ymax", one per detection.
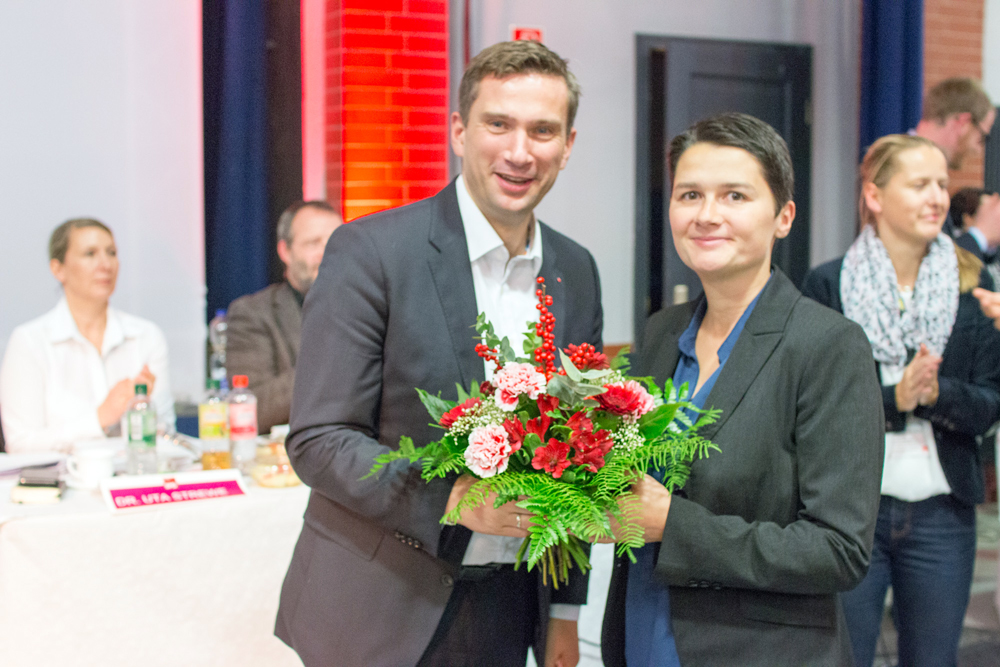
[
  {"xmin": 841, "ymin": 494, "xmax": 976, "ymax": 667},
  {"xmin": 417, "ymin": 564, "xmax": 539, "ymax": 667}
]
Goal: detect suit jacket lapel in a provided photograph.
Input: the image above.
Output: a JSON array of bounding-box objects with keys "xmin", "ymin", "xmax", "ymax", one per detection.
[
  {"xmin": 426, "ymin": 180, "xmax": 485, "ymax": 390},
  {"xmin": 698, "ymin": 269, "xmax": 798, "ymax": 441},
  {"xmin": 273, "ymin": 283, "xmax": 303, "ymax": 366},
  {"xmin": 538, "ymin": 223, "xmax": 568, "ymax": 350}
]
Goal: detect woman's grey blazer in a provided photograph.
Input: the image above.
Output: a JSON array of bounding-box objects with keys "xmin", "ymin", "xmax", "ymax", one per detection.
[{"xmin": 602, "ymin": 268, "xmax": 885, "ymax": 667}]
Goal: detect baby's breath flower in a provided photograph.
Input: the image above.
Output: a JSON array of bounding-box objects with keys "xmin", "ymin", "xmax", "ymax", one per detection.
[
  {"xmin": 611, "ymin": 420, "xmax": 644, "ymax": 452},
  {"xmin": 449, "ymin": 400, "xmax": 505, "ymax": 436}
]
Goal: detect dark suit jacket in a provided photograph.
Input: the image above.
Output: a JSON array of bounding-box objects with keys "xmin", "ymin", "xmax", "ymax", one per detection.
[
  {"xmin": 602, "ymin": 269, "xmax": 884, "ymax": 667},
  {"xmin": 802, "ymin": 258, "xmax": 1000, "ymax": 507},
  {"xmin": 226, "ymin": 282, "xmax": 302, "ymax": 433},
  {"xmin": 275, "ymin": 180, "xmax": 604, "ymax": 667},
  {"xmin": 956, "ymin": 230, "xmax": 985, "ymax": 260}
]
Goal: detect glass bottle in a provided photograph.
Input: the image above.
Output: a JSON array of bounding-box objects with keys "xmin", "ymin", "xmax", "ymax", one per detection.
[
  {"xmin": 199, "ymin": 378, "xmax": 230, "ymax": 469},
  {"xmin": 228, "ymin": 375, "xmax": 258, "ymax": 474},
  {"xmin": 123, "ymin": 383, "xmax": 157, "ymax": 475}
]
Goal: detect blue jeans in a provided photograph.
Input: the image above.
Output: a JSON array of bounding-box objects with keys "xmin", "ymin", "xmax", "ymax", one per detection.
[{"xmin": 840, "ymin": 494, "xmax": 976, "ymax": 667}]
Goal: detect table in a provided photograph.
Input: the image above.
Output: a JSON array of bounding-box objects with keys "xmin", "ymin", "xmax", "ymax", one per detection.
[{"xmin": 0, "ymin": 473, "xmax": 308, "ymax": 666}]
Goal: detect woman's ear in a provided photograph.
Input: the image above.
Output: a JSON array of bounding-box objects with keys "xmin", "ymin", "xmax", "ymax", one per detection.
[
  {"xmin": 49, "ymin": 258, "xmax": 65, "ymax": 284},
  {"xmin": 773, "ymin": 200, "xmax": 795, "ymax": 240},
  {"xmin": 862, "ymin": 182, "xmax": 883, "ymax": 219}
]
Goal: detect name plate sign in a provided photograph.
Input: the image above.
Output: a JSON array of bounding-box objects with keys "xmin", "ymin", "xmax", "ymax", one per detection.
[{"xmin": 100, "ymin": 470, "xmax": 248, "ymax": 513}]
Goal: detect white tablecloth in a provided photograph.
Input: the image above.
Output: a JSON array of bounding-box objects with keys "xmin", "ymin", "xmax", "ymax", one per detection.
[{"xmin": 0, "ymin": 475, "xmax": 308, "ymax": 666}]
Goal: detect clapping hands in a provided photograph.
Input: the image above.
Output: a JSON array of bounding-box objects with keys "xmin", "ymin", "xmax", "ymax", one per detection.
[{"xmin": 895, "ymin": 344, "xmax": 941, "ymax": 412}]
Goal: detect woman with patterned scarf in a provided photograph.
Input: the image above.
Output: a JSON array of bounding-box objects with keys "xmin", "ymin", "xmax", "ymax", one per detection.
[{"xmin": 802, "ymin": 133, "xmax": 1000, "ymax": 667}]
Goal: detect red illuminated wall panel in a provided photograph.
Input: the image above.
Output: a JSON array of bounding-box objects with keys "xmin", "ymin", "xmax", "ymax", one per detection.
[{"xmin": 326, "ymin": 0, "xmax": 450, "ymax": 221}]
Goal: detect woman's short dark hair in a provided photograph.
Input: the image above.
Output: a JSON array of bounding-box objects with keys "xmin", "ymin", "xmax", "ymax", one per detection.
[
  {"xmin": 950, "ymin": 187, "xmax": 987, "ymax": 230},
  {"xmin": 49, "ymin": 218, "xmax": 113, "ymax": 262},
  {"xmin": 668, "ymin": 112, "xmax": 794, "ymax": 214}
]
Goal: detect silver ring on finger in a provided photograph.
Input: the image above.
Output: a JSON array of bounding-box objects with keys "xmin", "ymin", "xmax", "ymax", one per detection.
[{"xmin": 516, "ymin": 514, "xmax": 522, "ymax": 529}]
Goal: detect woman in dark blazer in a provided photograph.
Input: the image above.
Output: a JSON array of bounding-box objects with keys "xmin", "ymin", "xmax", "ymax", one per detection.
[
  {"xmin": 601, "ymin": 113, "xmax": 885, "ymax": 666},
  {"xmin": 802, "ymin": 134, "xmax": 1000, "ymax": 667}
]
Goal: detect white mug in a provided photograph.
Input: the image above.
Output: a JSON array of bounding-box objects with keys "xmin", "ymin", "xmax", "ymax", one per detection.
[{"xmin": 67, "ymin": 448, "xmax": 116, "ymax": 489}]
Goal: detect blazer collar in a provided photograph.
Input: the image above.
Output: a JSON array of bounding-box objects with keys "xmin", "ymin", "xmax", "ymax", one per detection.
[
  {"xmin": 427, "ymin": 179, "xmax": 486, "ymax": 391},
  {"xmin": 698, "ymin": 268, "xmax": 799, "ymax": 440},
  {"xmin": 649, "ymin": 268, "xmax": 799, "ymax": 441}
]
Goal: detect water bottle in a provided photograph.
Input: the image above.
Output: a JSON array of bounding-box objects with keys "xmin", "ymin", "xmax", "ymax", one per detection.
[
  {"xmin": 198, "ymin": 378, "xmax": 230, "ymax": 469},
  {"xmin": 209, "ymin": 309, "xmax": 228, "ymax": 390},
  {"xmin": 228, "ymin": 375, "xmax": 258, "ymax": 474},
  {"xmin": 123, "ymin": 383, "xmax": 158, "ymax": 475}
]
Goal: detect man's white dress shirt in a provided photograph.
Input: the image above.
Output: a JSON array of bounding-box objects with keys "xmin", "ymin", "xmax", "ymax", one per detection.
[
  {"xmin": 455, "ymin": 176, "xmax": 578, "ymax": 620},
  {"xmin": 0, "ymin": 298, "xmax": 175, "ymax": 453}
]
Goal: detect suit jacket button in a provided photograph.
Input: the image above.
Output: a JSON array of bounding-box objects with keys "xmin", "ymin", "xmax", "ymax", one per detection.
[
  {"xmin": 441, "ymin": 574, "xmax": 455, "ymax": 587},
  {"xmin": 699, "ymin": 580, "xmax": 710, "ymax": 588},
  {"xmin": 711, "ymin": 583, "xmax": 722, "ymax": 590},
  {"xmin": 687, "ymin": 579, "xmax": 698, "ymax": 587}
]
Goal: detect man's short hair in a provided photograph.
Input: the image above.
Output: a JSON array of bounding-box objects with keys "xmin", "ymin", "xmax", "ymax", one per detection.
[
  {"xmin": 458, "ymin": 40, "xmax": 581, "ymax": 132},
  {"xmin": 276, "ymin": 200, "xmax": 338, "ymax": 245},
  {"xmin": 923, "ymin": 77, "xmax": 994, "ymax": 125},
  {"xmin": 49, "ymin": 218, "xmax": 113, "ymax": 262},
  {"xmin": 951, "ymin": 187, "xmax": 987, "ymax": 229},
  {"xmin": 668, "ymin": 112, "xmax": 794, "ymax": 215}
]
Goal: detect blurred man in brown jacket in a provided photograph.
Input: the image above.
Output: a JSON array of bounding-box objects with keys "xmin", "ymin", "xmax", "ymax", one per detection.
[{"xmin": 226, "ymin": 200, "xmax": 341, "ymax": 432}]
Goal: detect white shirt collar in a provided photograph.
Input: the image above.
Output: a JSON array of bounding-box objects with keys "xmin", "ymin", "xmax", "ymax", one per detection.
[
  {"xmin": 47, "ymin": 297, "xmax": 136, "ymax": 355},
  {"xmin": 968, "ymin": 226, "xmax": 990, "ymax": 253},
  {"xmin": 455, "ymin": 174, "xmax": 543, "ymax": 266}
]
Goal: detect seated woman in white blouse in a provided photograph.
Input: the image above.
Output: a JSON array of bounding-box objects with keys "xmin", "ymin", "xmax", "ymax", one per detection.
[{"xmin": 0, "ymin": 218, "xmax": 174, "ymax": 453}]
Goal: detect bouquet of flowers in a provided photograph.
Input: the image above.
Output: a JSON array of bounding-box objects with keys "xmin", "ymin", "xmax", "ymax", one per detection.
[{"xmin": 366, "ymin": 277, "xmax": 719, "ymax": 586}]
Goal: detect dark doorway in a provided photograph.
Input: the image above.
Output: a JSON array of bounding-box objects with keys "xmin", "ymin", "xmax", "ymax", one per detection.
[{"xmin": 634, "ymin": 36, "xmax": 813, "ymax": 345}]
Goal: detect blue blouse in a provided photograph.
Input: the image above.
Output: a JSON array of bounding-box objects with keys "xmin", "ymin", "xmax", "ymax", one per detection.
[{"xmin": 624, "ymin": 282, "xmax": 766, "ymax": 667}]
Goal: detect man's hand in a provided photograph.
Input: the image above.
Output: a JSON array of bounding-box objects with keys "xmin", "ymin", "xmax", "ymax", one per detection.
[
  {"xmin": 973, "ymin": 288, "xmax": 1000, "ymax": 330},
  {"xmin": 97, "ymin": 378, "xmax": 135, "ymax": 429},
  {"xmin": 895, "ymin": 345, "xmax": 941, "ymax": 412},
  {"xmin": 596, "ymin": 473, "xmax": 672, "ymax": 544},
  {"xmin": 444, "ymin": 474, "xmax": 530, "ymax": 537},
  {"xmin": 544, "ymin": 618, "xmax": 579, "ymax": 667}
]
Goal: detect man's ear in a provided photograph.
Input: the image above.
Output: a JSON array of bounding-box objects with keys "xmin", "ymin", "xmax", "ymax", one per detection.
[
  {"xmin": 277, "ymin": 239, "xmax": 291, "ymax": 267},
  {"xmin": 450, "ymin": 111, "xmax": 467, "ymax": 159}
]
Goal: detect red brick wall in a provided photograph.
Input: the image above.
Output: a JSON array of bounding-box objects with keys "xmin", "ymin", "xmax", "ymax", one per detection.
[
  {"xmin": 924, "ymin": 0, "xmax": 986, "ymax": 190},
  {"xmin": 326, "ymin": 0, "xmax": 450, "ymax": 221}
]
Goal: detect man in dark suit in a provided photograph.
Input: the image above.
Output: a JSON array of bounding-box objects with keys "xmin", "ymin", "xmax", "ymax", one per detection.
[
  {"xmin": 226, "ymin": 201, "xmax": 341, "ymax": 432},
  {"xmin": 276, "ymin": 41, "xmax": 603, "ymax": 667},
  {"xmin": 951, "ymin": 187, "xmax": 1000, "ymax": 264}
]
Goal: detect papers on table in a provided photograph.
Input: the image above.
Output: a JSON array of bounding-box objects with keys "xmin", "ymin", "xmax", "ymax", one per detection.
[{"xmin": 0, "ymin": 453, "xmax": 64, "ymax": 477}]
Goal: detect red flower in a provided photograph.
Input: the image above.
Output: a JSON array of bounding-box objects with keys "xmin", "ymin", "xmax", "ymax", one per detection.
[
  {"xmin": 503, "ymin": 418, "xmax": 526, "ymax": 453},
  {"xmin": 565, "ymin": 343, "xmax": 609, "ymax": 371},
  {"xmin": 570, "ymin": 429, "xmax": 613, "ymax": 472},
  {"xmin": 596, "ymin": 384, "xmax": 643, "ymax": 416},
  {"xmin": 532, "ymin": 438, "xmax": 572, "ymax": 478},
  {"xmin": 480, "ymin": 381, "xmax": 496, "ymax": 397},
  {"xmin": 526, "ymin": 414, "xmax": 551, "ymax": 440},
  {"xmin": 536, "ymin": 394, "xmax": 560, "ymax": 416},
  {"xmin": 566, "ymin": 411, "xmax": 593, "ymax": 436},
  {"xmin": 439, "ymin": 398, "xmax": 481, "ymax": 429}
]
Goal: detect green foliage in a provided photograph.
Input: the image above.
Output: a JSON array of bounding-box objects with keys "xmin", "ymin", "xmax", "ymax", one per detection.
[
  {"xmin": 609, "ymin": 346, "xmax": 631, "ymax": 371},
  {"xmin": 417, "ymin": 389, "xmax": 454, "ymax": 425},
  {"xmin": 364, "ymin": 330, "xmax": 723, "ymax": 583}
]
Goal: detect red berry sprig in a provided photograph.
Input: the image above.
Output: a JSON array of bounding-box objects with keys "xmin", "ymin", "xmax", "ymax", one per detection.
[
  {"xmin": 533, "ymin": 276, "xmax": 557, "ymax": 380},
  {"xmin": 565, "ymin": 342, "xmax": 610, "ymax": 371},
  {"xmin": 475, "ymin": 341, "xmax": 503, "ymax": 374}
]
